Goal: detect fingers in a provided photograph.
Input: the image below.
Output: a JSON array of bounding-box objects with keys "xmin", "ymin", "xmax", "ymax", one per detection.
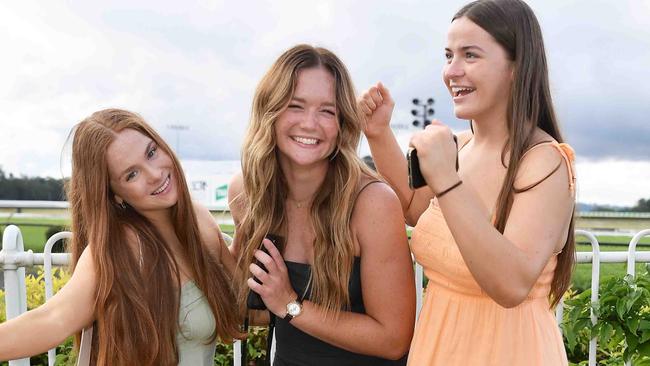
[
  {"xmin": 377, "ymin": 82, "xmax": 393, "ymax": 103},
  {"xmin": 263, "ymin": 238, "xmax": 287, "ymax": 273},
  {"xmin": 253, "ymin": 245, "xmax": 277, "ymax": 273},
  {"xmin": 247, "ymin": 277, "xmax": 263, "ymax": 293},
  {"xmin": 249, "ymin": 263, "xmax": 268, "ymax": 283}
]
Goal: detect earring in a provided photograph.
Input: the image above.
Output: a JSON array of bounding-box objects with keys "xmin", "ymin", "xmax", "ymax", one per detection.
[{"xmin": 116, "ymin": 200, "xmax": 127, "ymax": 209}]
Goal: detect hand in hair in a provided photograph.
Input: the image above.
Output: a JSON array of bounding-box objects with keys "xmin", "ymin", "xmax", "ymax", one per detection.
[
  {"xmin": 358, "ymin": 82, "xmax": 395, "ymax": 139},
  {"xmin": 409, "ymin": 121, "xmax": 460, "ymax": 194},
  {"xmin": 246, "ymin": 238, "xmax": 298, "ymax": 318}
]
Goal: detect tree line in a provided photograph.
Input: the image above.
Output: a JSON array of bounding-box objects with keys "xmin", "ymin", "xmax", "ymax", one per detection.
[
  {"xmin": 0, "ymin": 167, "xmax": 66, "ymax": 201},
  {"xmin": 0, "ymin": 166, "xmax": 648, "ymax": 212}
]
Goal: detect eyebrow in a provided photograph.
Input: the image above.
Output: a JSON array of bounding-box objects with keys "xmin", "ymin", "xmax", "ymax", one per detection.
[
  {"xmin": 118, "ymin": 139, "xmax": 155, "ymax": 178},
  {"xmin": 445, "ymin": 45, "xmax": 486, "ymax": 53},
  {"xmin": 291, "ymin": 96, "xmax": 336, "ymax": 108}
]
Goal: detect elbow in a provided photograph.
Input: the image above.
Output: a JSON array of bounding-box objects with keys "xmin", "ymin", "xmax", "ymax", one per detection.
[
  {"xmin": 380, "ymin": 327, "xmax": 413, "ymax": 360},
  {"xmin": 383, "ymin": 344, "xmax": 410, "ymax": 361},
  {"xmin": 490, "ymin": 283, "xmax": 531, "ymax": 309}
]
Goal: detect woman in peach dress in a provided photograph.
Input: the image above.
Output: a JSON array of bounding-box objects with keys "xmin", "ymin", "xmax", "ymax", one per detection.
[{"xmin": 359, "ymin": 0, "xmax": 575, "ymax": 364}]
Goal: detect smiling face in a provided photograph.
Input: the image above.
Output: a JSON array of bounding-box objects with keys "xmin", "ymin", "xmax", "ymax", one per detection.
[
  {"xmin": 274, "ymin": 66, "xmax": 339, "ymax": 170},
  {"xmin": 106, "ymin": 128, "xmax": 178, "ymax": 215},
  {"xmin": 443, "ymin": 16, "xmax": 514, "ymax": 122}
]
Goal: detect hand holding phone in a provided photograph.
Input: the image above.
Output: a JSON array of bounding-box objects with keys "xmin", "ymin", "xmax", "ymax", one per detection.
[
  {"xmin": 407, "ymin": 134, "xmax": 459, "ymax": 190},
  {"xmin": 247, "ymin": 234, "xmax": 284, "ymax": 310}
]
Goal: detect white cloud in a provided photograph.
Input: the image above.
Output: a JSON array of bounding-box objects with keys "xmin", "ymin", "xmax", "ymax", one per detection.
[{"xmin": 0, "ymin": 0, "xmax": 648, "ymax": 206}]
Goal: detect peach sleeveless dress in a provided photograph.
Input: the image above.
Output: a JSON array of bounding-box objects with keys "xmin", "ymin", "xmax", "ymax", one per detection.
[{"xmin": 407, "ymin": 142, "xmax": 575, "ymax": 366}]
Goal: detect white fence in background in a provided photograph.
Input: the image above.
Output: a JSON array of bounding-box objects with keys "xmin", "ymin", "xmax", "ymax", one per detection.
[{"xmin": 2, "ymin": 225, "xmax": 650, "ymax": 366}]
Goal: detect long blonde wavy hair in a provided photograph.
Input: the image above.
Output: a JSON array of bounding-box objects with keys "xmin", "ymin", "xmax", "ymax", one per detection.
[
  {"xmin": 66, "ymin": 109, "xmax": 241, "ymax": 366},
  {"xmin": 235, "ymin": 45, "xmax": 377, "ymax": 316}
]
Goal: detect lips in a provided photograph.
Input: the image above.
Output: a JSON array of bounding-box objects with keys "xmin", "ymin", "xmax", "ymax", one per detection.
[{"xmin": 151, "ymin": 174, "xmax": 171, "ymax": 195}]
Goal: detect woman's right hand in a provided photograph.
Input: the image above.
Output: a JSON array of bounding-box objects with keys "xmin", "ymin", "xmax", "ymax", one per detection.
[{"xmin": 358, "ymin": 82, "xmax": 395, "ymax": 139}]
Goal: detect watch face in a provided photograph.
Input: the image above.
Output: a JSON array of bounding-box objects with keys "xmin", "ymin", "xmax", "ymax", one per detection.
[{"xmin": 287, "ymin": 302, "xmax": 301, "ymax": 316}]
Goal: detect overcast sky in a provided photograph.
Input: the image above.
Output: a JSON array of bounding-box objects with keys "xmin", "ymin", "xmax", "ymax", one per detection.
[{"xmin": 0, "ymin": 0, "xmax": 648, "ymax": 206}]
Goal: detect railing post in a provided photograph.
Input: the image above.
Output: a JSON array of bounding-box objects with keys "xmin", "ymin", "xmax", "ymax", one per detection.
[
  {"xmin": 1, "ymin": 225, "xmax": 30, "ymax": 366},
  {"xmin": 43, "ymin": 231, "xmax": 72, "ymax": 366},
  {"xmin": 575, "ymin": 230, "xmax": 600, "ymax": 366}
]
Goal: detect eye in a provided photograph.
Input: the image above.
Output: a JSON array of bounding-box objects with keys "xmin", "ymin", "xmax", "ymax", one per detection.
[
  {"xmin": 288, "ymin": 104, "xmax": 303, "ymax": 110},
  {"xmin": 126, "ymin": 170, "xmax": 138, "ymax": 182},
  {"xmin": 466, "ymin": 52, "xmax": 478, "ymax": 59},
  {"xmin": 321, "ymin": 109, "xmax": 336, "ymax": 116},
  {"xmin": 445, "ymin": 52, "xmax": 453, "ymax": 62},
  {"xmin": 147, "ymin": 145, "xmax": 157, "ymax": 159}
]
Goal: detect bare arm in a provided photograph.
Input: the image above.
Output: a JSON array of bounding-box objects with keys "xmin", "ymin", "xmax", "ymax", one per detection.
[
  {"xmin": 416, "ymin": 126, "xmax": 575, "ymax": 307},
  {"xmin": 194, "ymin": 201, "xmax": 237, "ymax": 275},
  {"xmin": 0, "ymin": 247, "xmax": 97, "ymax": 360},
  {"xmin": 359, "ymin": 83, "xmax": 434, "ymax": 225},
  {"xmin": 248, "ymin": 184, "xmax": 415, "ymax": 359}
]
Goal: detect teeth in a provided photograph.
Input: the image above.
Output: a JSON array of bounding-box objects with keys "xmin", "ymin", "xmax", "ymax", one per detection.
[
  {"xmin": 451, "ymin": 86, "xmax": 475, "ymax": 97},
  {"xmin": 152, "ymin": 176, "xmax": 170, "ymax": 195},
  {"xmin": 293, "ymin": 136, "xmax": 318, "ymax": 145}
]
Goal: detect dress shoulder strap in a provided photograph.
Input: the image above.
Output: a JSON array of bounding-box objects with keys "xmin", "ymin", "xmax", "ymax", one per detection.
[{"xmin": 516, "ymin": 141, "xmax": 576, "ymax": 194}]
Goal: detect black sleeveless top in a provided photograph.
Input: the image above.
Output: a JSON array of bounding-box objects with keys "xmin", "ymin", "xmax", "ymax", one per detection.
[{"xmin": 273, "ymin": 257, "xmax": 408, "ymax": 366}]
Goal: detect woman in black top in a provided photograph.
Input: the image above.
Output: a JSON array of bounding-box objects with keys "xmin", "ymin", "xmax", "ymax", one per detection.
[{"xmin": 229, "ymin": 44, "xmax": 415, "ymax": 365}]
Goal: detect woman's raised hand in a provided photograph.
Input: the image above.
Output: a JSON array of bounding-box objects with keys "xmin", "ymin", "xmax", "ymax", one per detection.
[
  {"xmin": 409, "ymin": 120, "xmax": 460, "ymax": 194},
  {"xmin": 247, "ymin": 238, "xmax": 298, "ymax": 318},
  {"xmin": 358, "ymin": 82, "xmax": 395, "ymax": 139}
]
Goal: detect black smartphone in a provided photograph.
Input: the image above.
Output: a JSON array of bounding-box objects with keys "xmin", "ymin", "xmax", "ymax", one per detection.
[
  {"xmin": 246, "ymin": 234, "xmax": 284, "ymax": 310},
  {"xmin": 407, "ymin": 135, "xmax": 459, "ymax": 190}
]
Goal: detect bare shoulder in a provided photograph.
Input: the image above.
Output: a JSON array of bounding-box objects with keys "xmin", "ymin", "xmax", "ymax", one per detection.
[
  {"xmin": 228, "ymin": 172, "xmax": 246, "ymax": 222},
  {"xmin": 515, "ymin": 132, "xmax": 570, "ymax": 192},
  {"xmin": 192, "ymin": 201, "xmax": 224, "ymax": 258},
  {"xmin": 351, "ymin": 181, "xmax": 403, "ymax": 226}
]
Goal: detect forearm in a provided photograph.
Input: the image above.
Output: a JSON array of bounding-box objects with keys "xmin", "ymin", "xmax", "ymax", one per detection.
[
  {"xmin": 437, "ymin": 184, "xmax": 536, "ymax": 306},
  {"xmin": 0, "ymin": 306, "xmax": 69, "ymax": 360},
  {"xmin": 366, "ymin": 129, "xmax": 412, "ymax": 211},
  {"xmin": 288, "ymin": 301, "xmax": 409, "ymax": 360}
]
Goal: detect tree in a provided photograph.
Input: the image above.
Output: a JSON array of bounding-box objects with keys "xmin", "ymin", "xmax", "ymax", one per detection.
[{"xmin": 631, "ymin": 198, "xmax": 650, "ymax": 212}]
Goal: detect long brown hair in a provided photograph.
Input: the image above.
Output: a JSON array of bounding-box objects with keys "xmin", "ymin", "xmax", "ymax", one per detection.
[
  {"xmin": 235, "ymin": 45, "xmax": 377, "ymax": 316},
  {"xmin": 453, "ymin": 0, "xmax": 575, "ymax": 308},
  {"xmin": 65, "ymin": 109, "xmax": 240, "ymax": 366}
]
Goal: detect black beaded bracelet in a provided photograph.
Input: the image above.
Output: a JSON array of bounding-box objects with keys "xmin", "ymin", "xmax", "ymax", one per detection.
[{"xmin": 436, "ymin": 180, "xmax": 463, "ymax": 198}]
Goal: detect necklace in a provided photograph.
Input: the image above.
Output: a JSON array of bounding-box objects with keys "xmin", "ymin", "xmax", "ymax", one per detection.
[{"xmin": 288, "ymin": 197, "xmax": 312, "ymax": 209}]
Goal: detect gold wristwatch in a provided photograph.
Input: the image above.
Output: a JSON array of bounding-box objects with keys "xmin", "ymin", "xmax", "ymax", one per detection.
[{"xmin": 284, "ymin": 297, "xmax": 303, "ymax": 321}]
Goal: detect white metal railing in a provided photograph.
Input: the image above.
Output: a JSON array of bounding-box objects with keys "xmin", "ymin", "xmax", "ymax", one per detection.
[{"xmin": 2, "ymin": 225, "xmax": 650, "ymax": 365}]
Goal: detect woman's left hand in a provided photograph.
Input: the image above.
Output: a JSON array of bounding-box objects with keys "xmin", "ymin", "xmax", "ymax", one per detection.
[
  {"xmin": 409, "ymin": 120, "xmax": 459, "ymax": 193},
  {"xmin": 247, "ymin": 238, "xmax": 298, "ymax": 318}
]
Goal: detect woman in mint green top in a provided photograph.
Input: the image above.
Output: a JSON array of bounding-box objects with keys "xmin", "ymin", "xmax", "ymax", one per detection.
[{"xmin": 0, "ymin": 109, "xmax": 241, "ymax": 366}]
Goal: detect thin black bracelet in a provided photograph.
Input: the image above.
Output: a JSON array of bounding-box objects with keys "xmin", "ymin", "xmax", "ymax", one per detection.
[{"xmin": 436, "ymin": 180, "xmax": 463, "ymax": 198}]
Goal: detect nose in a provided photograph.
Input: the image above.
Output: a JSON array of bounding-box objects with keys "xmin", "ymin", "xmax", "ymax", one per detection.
[
  {"xmin": 301, "ymin": 108, "xmax": 319, "ymax": 129},
  {"xmin": 444, "ymin": 57, "xmax": 465, "ymax": 80},
  {"xmin": 143, "ymin": 164, "xmax": 162, "ymax": 184}
]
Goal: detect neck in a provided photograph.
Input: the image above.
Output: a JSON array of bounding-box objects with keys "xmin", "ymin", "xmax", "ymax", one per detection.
[
  {"xmin": 470, "ymin": 109, "xmax": 509, "ymax": 149},
  {"xmin": 279, "ymin": 159, "xmax": 329, "ymax": 206},
  {"xmin": 142, "ymin": 209, "xmax": 176, "ymax": 237}
]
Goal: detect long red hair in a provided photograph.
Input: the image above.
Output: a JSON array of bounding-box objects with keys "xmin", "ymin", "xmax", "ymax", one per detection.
[{"xmin": 65, "ymin": 109, "xmax": 240, "ymax": 365}]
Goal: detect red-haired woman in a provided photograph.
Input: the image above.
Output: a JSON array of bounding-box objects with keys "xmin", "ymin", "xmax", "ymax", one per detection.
[{"xmin": 0, "ymin": 109, "xmax": 241, "ymax": 366}]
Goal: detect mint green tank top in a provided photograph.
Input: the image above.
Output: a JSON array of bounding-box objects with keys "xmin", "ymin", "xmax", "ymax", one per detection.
[{"xmin": 176, "ymin": 281, "xmax": 217, "ymax": 366}]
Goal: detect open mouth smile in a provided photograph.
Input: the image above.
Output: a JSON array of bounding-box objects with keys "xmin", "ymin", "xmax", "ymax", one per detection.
[
  {"xmin": 451, "ymin": 86, "xmax": 476, "ymax": 98},
  {"xmin": 292, "ymin": 136, "xmax": 319, "ymax": 145},
  {"xmin": 151, "ymin": 174, "xmax": 171, "ymax": 195}
]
